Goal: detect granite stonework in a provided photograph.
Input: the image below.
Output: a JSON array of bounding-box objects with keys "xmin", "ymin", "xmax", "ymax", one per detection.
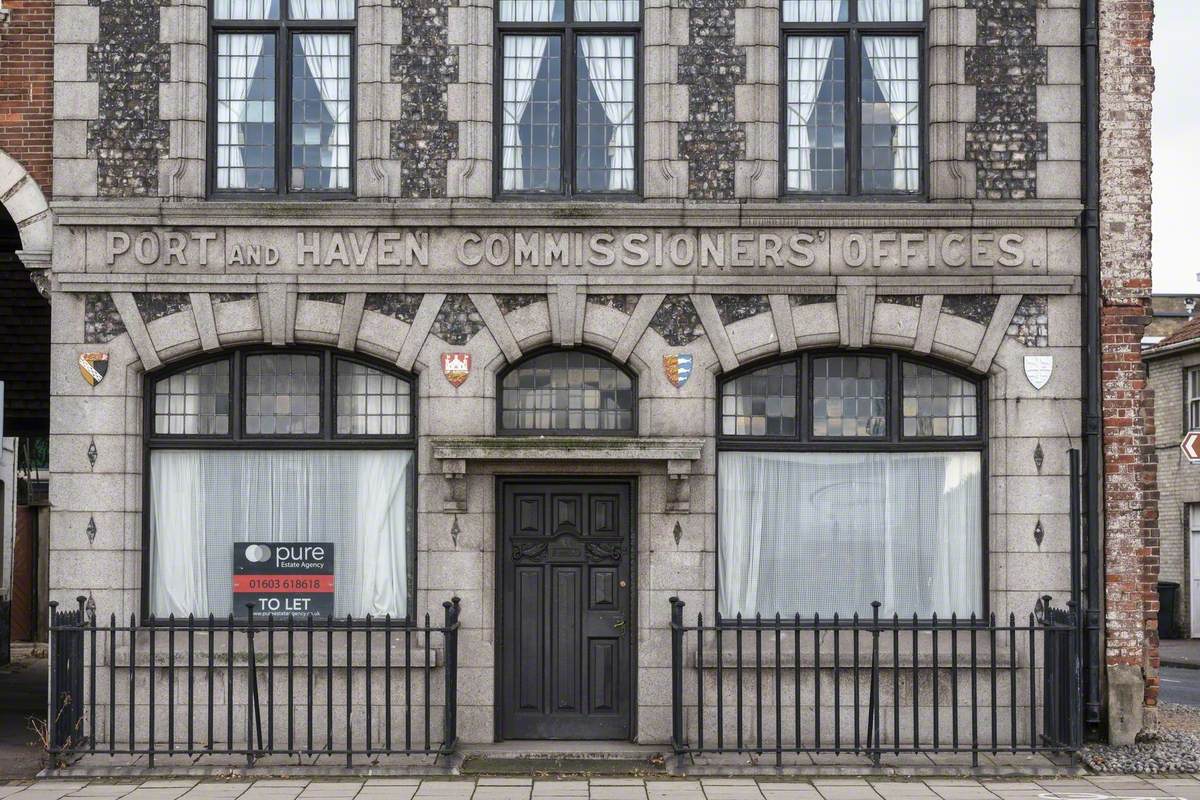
[
  {"xmin": 965, "ymin": 0, "xmax": 1049, "ymax": 200},
  {"xmin": 496, "ymin": 294, "xmax": 544, "ymax": 315},
  {"xmin": 877, "ymin": 294, "xmax": 922, "ymax": 309},
  {"xmin": 210, "ymin": 293, "xmax": 255, "ymax": 305},
  {"xmin": 649, "ymin": 294, "xmax": 705, "ymax": 346},
  {"xmin": 943, "ymin": 294, "xmax": 1000, "ymax": 326},
  {"xmin": 791, "ymin": 294, "xmax": 837, "ymax": 307},
  {"xmin": 1008, "ymin": 294, "xmax": 1050, "ymax": 348},
  {"xmin": 587, "ymin": 294, "xmax": 640, "ymax": 315},
  {"xmin": 388, "ymin": 0, "xmax": 458, "ymax": 199},
  {"xmin": 677, "ymin": 0, "xmax": 746, "ymax": 200},
  {"xmin": 430, "ymin": 293, "xmax": 485, "ymax": 345},
  {"xmin": 83, "ymin": 292, "xmax": 125, "ymax": 344},
  {"xmin": 301, "ymin": 293, "xmax": 345, "ymax": 305},
  {"xmin": 86, "ymin": 0, "xmax": 170, "ymax": 197},
  {"xmin": 365, "ymin": 292, "xmax": 423, "ymax": 323},
  {"xmin": 714, "ymin": 294, "xmax": 769, "ymax": 326},
  {"xmin": 133, "ymin": 292, "xmax": 190, "ymax": 324}
]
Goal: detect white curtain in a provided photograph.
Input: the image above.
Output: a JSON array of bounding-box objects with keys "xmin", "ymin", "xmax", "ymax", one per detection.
[
  {"xmin": 857, "ymin": 0, "xmax": 923, "ymax": 22},
  {"xmin": 149, "ymin": 449, "xmax": 413, "ymax": 618},
  {"xmin": 498, "ymin": 0, "xmax": 560, "ymax": 22},
  {"xmin": 862, "ymin": 36, "xmax": 920, "ymax": 191},
  {"xmin": 216, "ymin": 34, "xmax": 265, "ymax": 190},
  {"xmin": 578, "ymin": 36, "xmax": 635, "ymax": 191},
  {"xmin": 215, "ymin": 0, "xmax": 277, "ymax": 20},
  {"xmin": 502, "ymin": 35, "xmax": 551, "ymax": 190},
  {"xmin": 574, "ymin": 0, "xmax": 639, "ymax": 21},
  {"xmin": 782, "ymin": 0, "xmax": 847, "ymax": 23},
  {"xmin": 786, "ymin": 36, "xmax": 836, "ymax": 192},
  {"xmin": 150, "ymin": 451, "xmax": 208, "ymax": 618},
  {"xmin": 718, "ymin": 450, "xmax": 982, "ymax": 619},
  {"xmin": 298, "ymin": 34, "xmax": 351, "ymax": 190}
]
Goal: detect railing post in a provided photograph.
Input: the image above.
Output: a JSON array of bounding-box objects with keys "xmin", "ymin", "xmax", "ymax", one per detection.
[
  {"xmin": 669, "ymin": 597, "xmax": 686, "ymax": 754},
  {"xmin": 1068, "ymin": 600, "xmax": 1084, "ymax": 748},
  {"xmin": 868, "ymin": 601, "xmax": 881, "ymax": 766},
  {"xmin": 245, "ymin": 604, "xmax": 256, "ymax": 767},
  {"xmin": 441, "ymin": 597, "xmax": 461, "ymax": 754},
  {"xmin": 47, "ymin": 601, "xmax": 59, "ymax": 757}
]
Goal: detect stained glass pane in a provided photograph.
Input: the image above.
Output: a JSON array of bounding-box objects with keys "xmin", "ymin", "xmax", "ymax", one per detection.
[
  {"xmin": 215, "ymin": 34, "xmax": 276, "ymax": 191},
  {"xmin": 721, "ymin": 362, "xmax": 798, "ymax": 437},
  {"xmin": 901, "ymin": 362, "xmax": 978, "ymax": 438},
  {"xmin": 154, "ymin": 359, "xmax": 232, "ymax": 435},
  {"xmin": 786, "ymin": 36, "xmax": 846, "ymax": 194},
  {"xmin": 861, "ymin": 35, "xmax": 920, "ymax": 193},
  {"xmin": 782, "ymin": 0, "xmax": 848, "ymax": 22},
  {"xmin": 501, "ymin": 351, "xmax": 634, "ymax": 433},
  {"xmin": 244, "ymin": 353, "xmax": 322, "ymax": 435},
  {"xmin": 501, "ymin": 35, "xmax": 562, "ymax": 192},
  {"xmin": 291, "ymin": 33, "xmax": 352, "ymax": 191},
  {"xmin": 336, "ymin": 360, "xmax": 412, "ymax": 436},
  {"xmin": 812, "ymin": 355, "xmax": 887, "ymax": 437},
  {"xmin": 576, "ymin": 35, "xmax": 635, "ymax": 193}
]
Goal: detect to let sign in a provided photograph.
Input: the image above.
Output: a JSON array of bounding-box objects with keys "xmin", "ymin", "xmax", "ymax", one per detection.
[
  {"xmin": 1182, "ymin": 432, "xmax": 1200, "ymax": 465},
  {"xmin": 233, "ymin": 542, "xmax": 334, "ymax": 618}
]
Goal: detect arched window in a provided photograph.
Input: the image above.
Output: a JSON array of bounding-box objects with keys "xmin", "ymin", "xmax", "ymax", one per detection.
[
  {"xmin": 145, "ymin": 348, "xmax": 415, "ymax": 620},
  {"xmin": 499, "ymin": 349, "xmax": 636, "ymax": 435},
  {"xmin": 717, "ymin": 351, "xmax": 984, "ymax": 620}
]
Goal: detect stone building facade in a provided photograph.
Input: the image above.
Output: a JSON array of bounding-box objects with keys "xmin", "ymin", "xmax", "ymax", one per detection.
[{"xmin": 39, "ymin": 0, "xmax": 1154, "ymax": 754}]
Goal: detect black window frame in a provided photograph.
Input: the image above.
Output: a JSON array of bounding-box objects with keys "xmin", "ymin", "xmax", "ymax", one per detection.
[
  {"xmin": 715, "ymin": 349, "xmax": 988, "ymax": 621},
  {"xmin": 207, "ymin": 3, "xmax": 357, "ymax": 199},
  {"xmin": 492, "ymin": 1, "xmax": 643, "ymax": 200},
  {"xmin": 496, "ymin": 346, "xmax": 639, "ymax": 436},
  {"xmin": 141, "ymin": 346, "xmax": 417, "ymax": 624},
  {"xmin": 778, "ymin": 0, "xmax": 928, "ymax": 200}
]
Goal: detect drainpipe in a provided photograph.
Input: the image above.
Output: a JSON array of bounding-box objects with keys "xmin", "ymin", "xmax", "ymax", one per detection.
[{"xmin": 1080, "ymin": 0, "xmax": 1104, "ymax": 729}]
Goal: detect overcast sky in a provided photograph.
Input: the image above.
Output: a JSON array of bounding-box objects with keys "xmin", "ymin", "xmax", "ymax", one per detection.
[{"xmin": 1152, "ymin": 2, "xmax": 1199, "ymax": 294}]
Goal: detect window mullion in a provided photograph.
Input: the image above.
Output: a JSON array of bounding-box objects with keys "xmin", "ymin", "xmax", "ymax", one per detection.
[
  {"xmin": 564, "ymin": 28, "xmax": 574, "ymax": 196},
  {"xmin": 847, "ymin": 29, "xmax": 860, "ymax": 197},
  {"xmin": 278, "ymin": 24, "xmax": 289, "ymax": 196}
]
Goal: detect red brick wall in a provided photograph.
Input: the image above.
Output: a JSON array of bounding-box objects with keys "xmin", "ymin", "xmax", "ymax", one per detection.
[
  {"xmin": 1100, "ymin": 0, "xmax": 1158, "ymax": 709},
  {"xmin": 0, "ymin": 0, "xmax": 54, "ymax": 199}
]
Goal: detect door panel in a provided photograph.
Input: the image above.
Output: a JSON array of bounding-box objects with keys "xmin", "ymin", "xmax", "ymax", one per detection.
[{"xmin": 500, "ymin": 480, "xmax": 633, "ymax": 740}]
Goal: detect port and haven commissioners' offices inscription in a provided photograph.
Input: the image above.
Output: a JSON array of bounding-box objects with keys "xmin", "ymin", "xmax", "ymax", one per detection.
[{"xmin": 94, "ymin": 227, "xmax": 1049, "ymax": 275}]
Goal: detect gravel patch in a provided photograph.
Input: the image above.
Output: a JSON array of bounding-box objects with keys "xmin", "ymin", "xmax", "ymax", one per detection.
[{"xmin": 1081, "ymin": 704, "xmax": 1200, "ymax": 773}]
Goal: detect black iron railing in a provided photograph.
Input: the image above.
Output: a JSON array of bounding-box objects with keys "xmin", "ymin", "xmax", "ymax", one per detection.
[
  {"xmin": 669, "ymin": 596, "xmax": 1082, "ymax": 765},
  {"xmin": 48, "ymin": 597, "xmax": 461, "ymax": 766}
]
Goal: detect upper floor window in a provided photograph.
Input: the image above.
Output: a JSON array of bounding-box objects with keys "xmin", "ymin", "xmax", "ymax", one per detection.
[
  {"xmin": 1188, "ymin": 366, "xmax": 1200, "ymax": 431},
  {"xmin": 210, "ymin": 0, "xmax": 354, "ymax": 196},
  {"xmin": 499, "ymin": 349, "xmax": 636, "ymax": 434},
  {"xmin": 782, "ymin": 0, "xmax": 923, "ymax": 197},
  {"xmin": 496, "ymin": 1, "xmax": 640, "ymax": 197}
]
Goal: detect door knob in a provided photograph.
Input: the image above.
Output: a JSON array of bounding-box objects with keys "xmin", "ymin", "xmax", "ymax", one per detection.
[{"xmin": 613, "ymin": 618, "xmax": 626, "ymax": 629}]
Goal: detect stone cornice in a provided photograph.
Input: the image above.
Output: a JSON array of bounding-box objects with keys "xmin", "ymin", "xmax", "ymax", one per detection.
[{"xmin": 50, "ymin": 199, "xmax": 1085, "ymax": 229}]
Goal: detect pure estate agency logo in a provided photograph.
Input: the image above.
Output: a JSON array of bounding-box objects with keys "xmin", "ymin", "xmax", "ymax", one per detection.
[{"xmin": 243, "ymin": 544, "xmax": 271, "ymax": 563}]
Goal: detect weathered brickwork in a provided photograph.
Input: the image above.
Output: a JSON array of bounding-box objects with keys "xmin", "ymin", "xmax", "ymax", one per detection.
[
  {"xmin": 0, "ymin": 0, "xmax": 54, "ymax": 198},
  {"xmin": 677, "ymin": 0, "xmax": 746, "ymax": 200},
  {"xmin": 86, "ymin": 0, "xmax": 170, "ymax": 197},
  {"xmin": 1099, "ymin": 0, "xmax": 1157, "ymax": 716},
  {"xmin": 649, "ymin": 295, "xmax": 704, "ymax": 346},
  {"xmin": 965, "ymin": 0, "xmax": 1049, "ymax": 199},
  {"xmin": 388, "ymin": 0, "xmax": 458, "ymax": 199}
]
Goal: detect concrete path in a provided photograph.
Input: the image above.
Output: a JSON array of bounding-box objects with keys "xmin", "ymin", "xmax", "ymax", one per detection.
[{"xmin": 4, "ymin": 776, "xmax": 1200, "ymax": 800}]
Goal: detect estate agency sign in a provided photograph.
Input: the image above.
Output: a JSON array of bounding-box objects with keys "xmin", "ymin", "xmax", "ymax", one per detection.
[
  {"xmin": 95, "ymin": 226, "xmax": 1047, "ymax": 276},
  {"xmin": 232, "ymin": 542, "xmax": 334, "ymax": 617}
]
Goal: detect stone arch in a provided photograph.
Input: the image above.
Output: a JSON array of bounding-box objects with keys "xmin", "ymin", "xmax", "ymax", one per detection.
[{"xmin": 0, "ymin": 147, "xmax": 52, "ymax": 268}]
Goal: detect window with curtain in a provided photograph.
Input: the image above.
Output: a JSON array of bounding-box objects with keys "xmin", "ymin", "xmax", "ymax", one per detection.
[
  {"xmin": 146, "ymin": 349, "xmax": 415, "ymax": 620},
  {"xmin": 782, "ymin": 0, "xmax": 923, "ymax": 196},
  {"xmin": 497, "ymin": 0, "xmax": 640, "ymax": 196},
  {"xmin": 499, "ymin": 349, "xmax": 636, "ymax": 434},
  {"xmin": 718, "ymin": 351, "xmax": 984, "ymax": 620},
  {"xmin": 1188, "ymin": 366, "xmax": 1200, "ymax": 431},
  {"xmin": 211, "ymin": 0, "xmax": 353, "ymax": 195}
]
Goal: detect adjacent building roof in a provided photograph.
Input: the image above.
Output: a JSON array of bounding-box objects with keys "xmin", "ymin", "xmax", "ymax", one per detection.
[{"xmin": 1145, "ymin": 314, "xmax": 1200, "ymax": 359}]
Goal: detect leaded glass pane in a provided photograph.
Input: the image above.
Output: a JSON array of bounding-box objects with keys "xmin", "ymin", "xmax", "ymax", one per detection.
[
  {"xmin": 721, "ymin": 362, "xmax": 798, "ymax": 437},
  {"xmin": 812, "ymin": 355, "xmax": 887, "ymax": 437},
  {"xmin": 781, "ymin": 0, "xmax": 848, "ymax": 22},
  {"xmin": 901, "ymin": 362, "xmax": 977, "ymax": 437},
  {"xmin": 289, "ymin": 0, "xmax": 354, "ymax": 19},
  {"xmin": 576, "ymin": 35, "xmax": 635, "ymax": 192},
  {"xmin": 290, "ymin": 33, "xmax": 352, "ymax": 191},
  {"xmin": 860, "ymin": 35, "xmax": 920, "ymax": 193},
  {"xmin": 215, "ymin": 34, "xmax": 276, "ymax": 191},
  {"xmin": 501, "ymin": 351, "xmax": 634, "ymax": 433},
  {"xmin": 574, "ymin": 0, "xmax": 639, "ymax": 21},
  {"xmin": 501, "ymin": 35, "xmax": 562, "ymax": 192},
  {"xmin": 857, "ymin": 0, "xmax": 923, "ymax": 22},
  {"xmin": 336, "ymin": 360, "xmax": 412, "ymax": 436},
  {"xmin": 244, "ymin": 353, "xmax": 322, "ymax": 435},
  {"xmin": 498, "ymin": 0, "xmax": 564, "ymax": 22},
  {"xmin": 154, "ymin": 359, "xmax": 232, "ymax": 436},
  {"xmin": 786, "ymin": 36, "xmax": 846, "ymax": 193},
  {"xmin": 214, "ymin": 0, "xmax": 278, "ymax": 20}
]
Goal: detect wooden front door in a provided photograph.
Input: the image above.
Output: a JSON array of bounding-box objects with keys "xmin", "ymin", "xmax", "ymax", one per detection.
[{"xmin": 498, "ymin": 479, "xmax": 634, "ymax": 740}]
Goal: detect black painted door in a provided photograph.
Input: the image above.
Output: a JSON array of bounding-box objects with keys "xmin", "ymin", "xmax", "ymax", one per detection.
[{"xmin": 499, "ymin": 479, "xmax": 633, "ymax": 740}]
